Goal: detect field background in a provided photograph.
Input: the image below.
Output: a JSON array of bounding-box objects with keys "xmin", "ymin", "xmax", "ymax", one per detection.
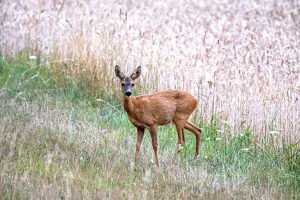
[
  {"xmin": 1, "ymin": 0, "xmax": 300, "ymax": 143},
  {"xmin": 0, "ymin": 0, "xmax": 300, "ymax": 199}
]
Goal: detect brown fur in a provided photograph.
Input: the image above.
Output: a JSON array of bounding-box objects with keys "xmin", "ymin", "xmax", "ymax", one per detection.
[
  {"xmin": 124, "ymin": 90, "xmax": 198, "ymax": 129},
  {"xmin": 115, "ymin": 65, "xmax": 202, "ymax": 169}
]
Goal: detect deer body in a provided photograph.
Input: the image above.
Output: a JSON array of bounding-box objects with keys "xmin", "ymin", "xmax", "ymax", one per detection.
[
  {"xmin": 123, "ymin": 90, "xmax": 198, "ymax": 129},
  {"xmin": 115, "ymin": 65, "xmax": 202, "ymax": 169}
]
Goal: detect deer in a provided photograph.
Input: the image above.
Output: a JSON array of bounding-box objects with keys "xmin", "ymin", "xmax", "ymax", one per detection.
[{"xmin": 114, "ymin": 65, "xmax": 203, "ymax": 170}]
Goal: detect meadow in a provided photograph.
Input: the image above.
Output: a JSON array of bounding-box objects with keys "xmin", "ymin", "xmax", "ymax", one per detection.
[
  {"xmin": 0, "ymin": 56, "xmax": 299, "ymax": 199},
  {"xmin": 1, "ymin": 0, "xmax": 300, "ymax": 143},
  {"xmin": 0, "ymin": 0, "xmax": 299, "ymax": 199}
]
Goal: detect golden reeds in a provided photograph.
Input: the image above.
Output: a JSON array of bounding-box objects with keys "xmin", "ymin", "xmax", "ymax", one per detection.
[{"xmin": 1, "ymin": 0, "xmax": 299, "ymax": 143}]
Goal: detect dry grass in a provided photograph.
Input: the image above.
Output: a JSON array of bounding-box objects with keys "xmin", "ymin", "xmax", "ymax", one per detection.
[
  {"xmin": 1, "ymin": 1, "xmax": 300, "ymax": 197},
  {"xmin": 1, "ymin": 59, "xmax": 298, "ymax": 199},
  {"xmin": 0, "ymin": 1, "xmax": 299, "ymax": 142}
]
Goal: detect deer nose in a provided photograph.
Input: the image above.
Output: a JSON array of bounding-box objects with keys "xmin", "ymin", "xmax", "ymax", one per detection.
[{"xmin": 125, "ymin": 91, "xmax": 132, "ymax": 97}]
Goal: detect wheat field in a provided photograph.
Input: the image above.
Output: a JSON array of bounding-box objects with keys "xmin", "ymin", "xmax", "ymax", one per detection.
[{"xmin": 1, "ymin": 0, "xmax": 300, "ymax": 143}]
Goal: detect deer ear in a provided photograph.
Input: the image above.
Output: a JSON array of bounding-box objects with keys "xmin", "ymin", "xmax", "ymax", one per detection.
[
  {"xmin": 115, "ymin": 65, "xmax": 125, "ymax": 79},
  {"xmin": 131, "ymin": 66, "xmax": 141, "ymax": 80}
]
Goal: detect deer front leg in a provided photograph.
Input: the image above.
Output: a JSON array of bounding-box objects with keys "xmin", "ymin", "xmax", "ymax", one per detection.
[
  {"xmin": 133, "ymin": 127, "xmax": 145, "ymax": 170},
  {"xmin": 149, "ymin": 126, "xmax": 160, "ymax": 168}
]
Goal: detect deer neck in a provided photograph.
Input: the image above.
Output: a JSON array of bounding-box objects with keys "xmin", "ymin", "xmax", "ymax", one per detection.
[{"xmin": 123, "ymin": 96, "xmax": 135, "ymax": 115}]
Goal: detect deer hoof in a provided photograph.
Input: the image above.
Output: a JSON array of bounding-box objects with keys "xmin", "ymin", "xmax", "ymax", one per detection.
[
  {"xmin": 167, "ymin": 164, "xmax": 174, "ymax": 171},
  {"xmin": 130, "ymin": 162, "xmax": 137, "ymax": 171}
]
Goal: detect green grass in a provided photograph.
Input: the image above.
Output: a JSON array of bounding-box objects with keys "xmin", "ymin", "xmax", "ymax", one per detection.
[{"xmin": 0, "ymin": 57, "xmax": 299, "ymax": 199}]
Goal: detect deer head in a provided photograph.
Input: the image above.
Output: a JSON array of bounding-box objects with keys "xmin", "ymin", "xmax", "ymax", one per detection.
[{"xmin": 115, "ymin": 65, "xmax": 141, "ymax": 97}]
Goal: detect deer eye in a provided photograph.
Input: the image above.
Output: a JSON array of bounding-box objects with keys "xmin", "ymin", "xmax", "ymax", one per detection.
[
  {"xmin": 121, "ymin": 83, "xmax": 125, "ymax": 87},
  {"xmin": 131, "ymin": 83, "xmax": 135, "ymax": 87}
]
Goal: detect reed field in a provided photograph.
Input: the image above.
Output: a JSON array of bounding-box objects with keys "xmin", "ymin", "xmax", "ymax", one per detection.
[
  {"xmin": 1, "ymin": 0, "xmax": 300, "ymax": 143},
  {"xmin": 0, "ymin": 0, "xmax": 300, "ymax": 199}
]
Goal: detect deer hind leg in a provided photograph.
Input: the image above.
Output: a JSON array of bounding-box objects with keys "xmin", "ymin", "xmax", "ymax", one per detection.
[
  {"xmin": 184, "ymin": 121, "xmax": 202, "ymax": 159},
  {"xmin": 182, "ymin": 128, "xmax": 186, "ymax": 145},
  {"xmin": 133, "ymin": 127, "xmax": 145, "ymax": 170},
  {"xmin": 169, "ymin": 121, "xmax": 185, "ymax": 169},
  {"xmin": 149, "ymin": 126, "xmax": 160, "ymax": 168}
]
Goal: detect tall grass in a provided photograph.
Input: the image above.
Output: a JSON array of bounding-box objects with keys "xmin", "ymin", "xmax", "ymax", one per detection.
[
  {"xmin": 1, "ymin": 0, "xmax": 299, "ymax": 144},
  {"xmin": 0, "ymin": 55, "xmax": 299, "ymax": 199}
]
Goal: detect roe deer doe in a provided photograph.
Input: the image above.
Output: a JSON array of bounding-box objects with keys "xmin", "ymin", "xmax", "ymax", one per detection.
[{"xmin": 115, "ymin": 65, "xmax": 202, "ymax": 169}]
